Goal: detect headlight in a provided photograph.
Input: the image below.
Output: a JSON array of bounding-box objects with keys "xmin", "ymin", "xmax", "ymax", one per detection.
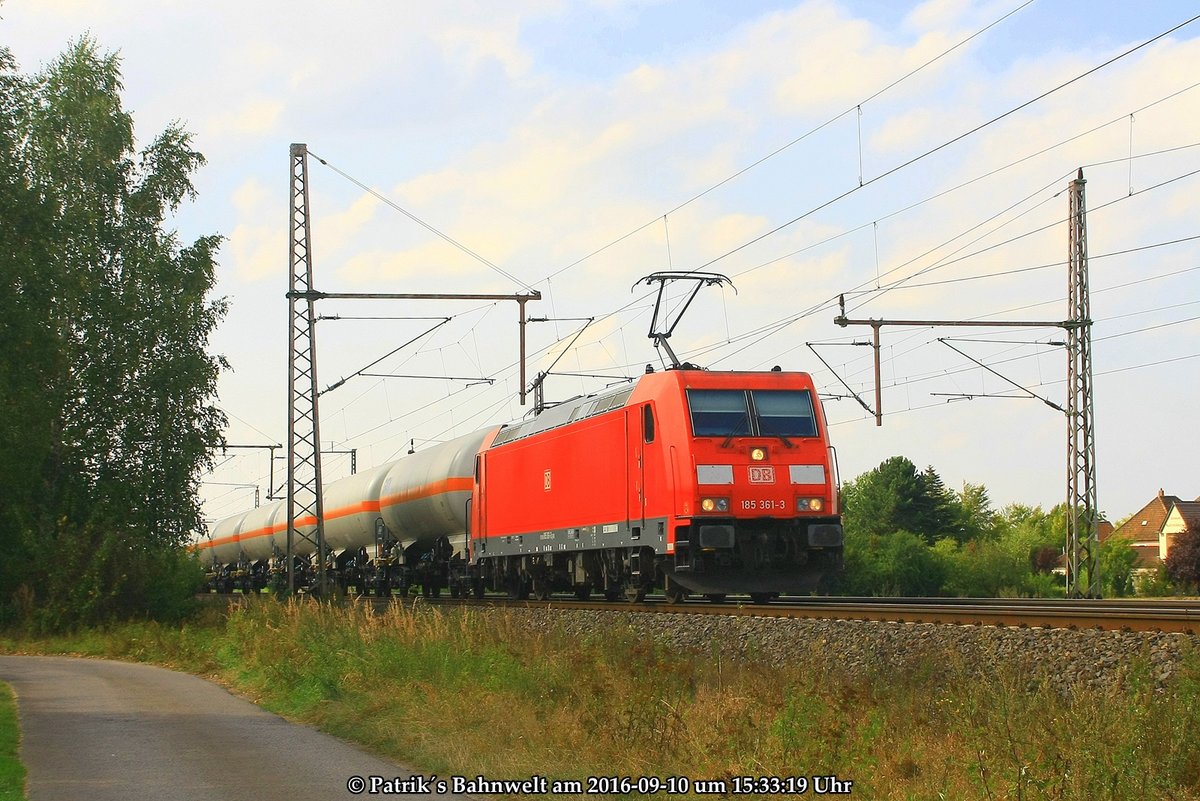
[
  {"xmin": 750, "ymin": 447, "xmax": 767, "ymax": 461},
  {"xmin": 796, "ymin": 498, "xmax": 824, "ymax": 512},
  {"xmin": 700, "ymin": 497, "xmax": 729, "ymax": 513}
]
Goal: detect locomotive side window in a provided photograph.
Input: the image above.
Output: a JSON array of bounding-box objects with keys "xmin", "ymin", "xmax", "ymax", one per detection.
[
  {"xmin": 687, "ymin": 390, "xmax": 749, "ymax": 437},
  {"xmin": 643, "ymin": 404, "xmax": 655, "ymax": 443},
  {"xmin": 751, "ymin": 390, "xmax": 817, "ymax": 437}
]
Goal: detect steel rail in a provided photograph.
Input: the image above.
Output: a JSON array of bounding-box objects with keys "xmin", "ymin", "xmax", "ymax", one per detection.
[
  {"xmin": 198, "ymin": 593, "xmax": 1200, "ymax": 633},
  {"xmin": 412, "ymin": 595, "xmax": 1200, "ymax": 634}
]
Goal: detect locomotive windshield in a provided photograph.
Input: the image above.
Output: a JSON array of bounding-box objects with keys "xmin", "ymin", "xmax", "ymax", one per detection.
[
  {"xmin": 687, "ymin": 389, "xmax": 817, "ymax": 438},
  {"xmin": 751, "ymin": 390, "xmax": 816, "ymax": 437},
  {"xmin": 687, "ymin": 390, "xmax": 749, "ymax": 436}
]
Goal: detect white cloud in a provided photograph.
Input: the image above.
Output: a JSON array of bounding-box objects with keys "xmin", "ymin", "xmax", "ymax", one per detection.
[
  {"xmin": 317, "ymin": 193, "xmax": 382, "ymax": 255},
  {"xmin": 228, "ymin": 179, "xmax": 283, "ymax": 281},
  {"xmin": 203, "ymin": 98, "xmax": 284, "ymax": 139},
  {"xmin": 435, "ymin": 24, "xmax": 534, "ymax": 77}
]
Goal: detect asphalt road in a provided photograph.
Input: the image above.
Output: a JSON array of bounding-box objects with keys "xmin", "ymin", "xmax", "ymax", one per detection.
[{"xmin": 0, "ymin": 655, "xmax": 478, "ymax": 801}]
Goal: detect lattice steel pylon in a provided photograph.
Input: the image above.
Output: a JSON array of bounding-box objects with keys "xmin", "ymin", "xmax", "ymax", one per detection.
[
  {"xmin": 1066, "ymin": 168, "xmax": 1099, "ymax": 598},
  {"xmin": 286, "ymin": 143, "xmax": 327, "ymax": 594}
]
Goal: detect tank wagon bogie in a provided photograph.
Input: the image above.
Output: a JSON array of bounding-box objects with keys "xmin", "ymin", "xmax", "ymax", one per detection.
[{"xmin": 197, "ymin": 368, "xmax": 844, "ymax": 603}]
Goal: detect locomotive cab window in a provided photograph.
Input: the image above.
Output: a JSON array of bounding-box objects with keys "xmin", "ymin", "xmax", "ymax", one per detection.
[
  {"xmin": 687, "ymin": 390, "xmax": 750, "ymax": 437},
  {"xmin": 688, "ymin": 388, "xmax": 818, "ymax": 438},
  {"xmin": 643, "ymin": 404, "xmax": 655, "ymax": 443},
  {"xmin": 751, "ymin": 390, "xmax": 817, "ymax": 437}
]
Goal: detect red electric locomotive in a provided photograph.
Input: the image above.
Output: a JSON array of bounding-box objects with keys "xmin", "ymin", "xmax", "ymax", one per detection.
[{"xmin": 466, "ymin": 366, "xmax": 843, "ymax": 603}]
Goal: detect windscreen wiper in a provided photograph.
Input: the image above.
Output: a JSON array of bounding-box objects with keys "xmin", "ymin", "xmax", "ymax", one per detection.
[{"xmin": 720, "ymin": 414, "xmax": 751, "ymax": 448}]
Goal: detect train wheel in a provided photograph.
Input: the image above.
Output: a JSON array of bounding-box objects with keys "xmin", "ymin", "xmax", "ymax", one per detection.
[
  {"xmin": 532, "ymin": 579, "xmax": 551, "ymax": 602},
  {"xmin": 624, "ymin": 585, "xmax": 647, "ymax": 603},
  {"xmin": 473, "ymin": 578, "xmax": 486, "ymax": 599},
  {"xmin": 750, "ymin": 593, "xmax": 772, "ymax": 605},
  {"xmin": 664, "ymin": 583, "xmax": 687, "ymax": 604},
  {"xmin": 603, "ymin": 588, "xmax": 620, "ymax": 602},
  {"xmin": 705, "ymin": 594, "xmax": 726, "ymax": 603},
  {"xmin": 574, "ymin": 584, "xmax": 591, "ymax": 601}
]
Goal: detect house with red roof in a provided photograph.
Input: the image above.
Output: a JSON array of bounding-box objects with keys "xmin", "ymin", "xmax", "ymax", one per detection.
[
  {"xmin": 1105, "ymin": 489, "xmax": 1184, "ymax": 569},
  {"xmin": 1161, "ymin": 498, "xmax": 1200, "ymax": 559}
]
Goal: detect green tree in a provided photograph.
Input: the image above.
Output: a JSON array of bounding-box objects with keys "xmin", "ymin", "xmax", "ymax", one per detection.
[
  {"xmin": 955, "ymin": 482, "xmax": 998, "ymax": 542},
  {"xmin": 1098, "ymin": 534, "xmax": 1137, "ymax": 597},
  {"xmin": 839, "ymin": 462, "xmax": 1072, "ymax": 597},
  {"xmin": 0, "ymin": 40, "xmax": 224, "ymax": 627},
  {"xmin": 1165, "ymin": 529, "xmax": 1200, "ymax": 594},
  {"xmin": 996, "ymin": 503, "xmax": 1066, "ymax": 566},
  {"xmin": 842, "ymin": 456, "xmax": 960, "ymax": 543}
]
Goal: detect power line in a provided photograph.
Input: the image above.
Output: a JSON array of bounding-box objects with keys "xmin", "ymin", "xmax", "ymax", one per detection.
[
  {"xmin": 854, "ymin": 166, "xmax": 1200, "ymax": 309},
  {"xmin": 308, "ymin": 150, "xmax": 534, "ymax": 293},
  {"xmin": 730, "ymin": 87, "xmax": 1200, "ymax": 285},
  {"xmin": 691, "ymin": 11, "xmax": 1200, "ymax": 274},
  {"xmin": 672, "ymin": 140, "xmax": 1200, "ymax": 372},
  {"xmin": 827, "ymin": 347, "xmax": 1200, "ymax": 425},
  {"xmin": 1095, "ymin": 314, "xmax": 1200, "ymax": 342},
  {"xmin": 541, "ymin": 0, "xmax": 1039, "ymax": 283},
  {"xmin": 863, "ymin": 232, "xmax": 1200, "ymax": 291},
  {"xmin": 222, "ymin": 409, "xmax": 279, "ymax": 444},
  {"xmin": 695, "ymin": 162, "xmax": 1200, "ymax": 371},
  {"xmin": 965, "ymin": 263, "xmax": 1200, "ymax": 323},
  {"xmin": 841, "ymin": 310, "xmax": 1200, "ymax": 393},
  {"xmin": 699, "ymin": 145, "xmax": 1199, "ymax": 364}
]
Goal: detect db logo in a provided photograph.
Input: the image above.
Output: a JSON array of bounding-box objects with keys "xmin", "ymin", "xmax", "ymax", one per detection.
[
  {"xmin": 544, "ymin": 469, "xmax": 552, "ymax": 491},
  {"xmin": 748, "ymin": 466, "xmax": 776, "ymax": 484}
]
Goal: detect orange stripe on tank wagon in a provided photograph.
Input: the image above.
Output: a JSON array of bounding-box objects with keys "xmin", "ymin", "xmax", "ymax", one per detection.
[
  {"xmin": 200, "ymin": 479, "xmax": 471, "ymax": 550},
  {"xmin": 379, "ymin": 477, "xmax": 472, "ymax": 508}
]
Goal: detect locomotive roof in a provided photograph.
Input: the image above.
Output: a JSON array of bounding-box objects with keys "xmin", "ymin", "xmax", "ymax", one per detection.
[
  {"xmin": 491, "ymin": 379, "xmax": 638, "ymax": 447},
  {"xmin": 489, "ymin": 368, "xmax": 815, "ymax": 448}
]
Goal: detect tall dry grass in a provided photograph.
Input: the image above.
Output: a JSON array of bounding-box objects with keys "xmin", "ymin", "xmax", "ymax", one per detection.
[{"xmin": 4, "ymin": 598, "xmax": 1200, "ymax": 800}]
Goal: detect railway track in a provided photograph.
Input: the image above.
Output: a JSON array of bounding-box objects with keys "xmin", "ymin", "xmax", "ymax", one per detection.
[
  {"xmin": 201, "ymin": 592, "xmax": 1200, "ymax": 633},
  {"xmin": 421, "ymin": 595, "xmax": 1200, "ymax": 634}
]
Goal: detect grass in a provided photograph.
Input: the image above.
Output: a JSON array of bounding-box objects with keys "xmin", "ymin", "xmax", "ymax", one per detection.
[
  {"xmin": 3, "ymin": 598, "xmax": 1200, "ymax": 800},
  {"xmin": 0, "ymin": 681, "xmax": 25, "ymax": 801}
]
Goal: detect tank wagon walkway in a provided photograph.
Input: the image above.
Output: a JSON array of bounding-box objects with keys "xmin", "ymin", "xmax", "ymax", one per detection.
[{"xmin": 0, "ymin": 656, "xmax": 476, "ymax": 801}]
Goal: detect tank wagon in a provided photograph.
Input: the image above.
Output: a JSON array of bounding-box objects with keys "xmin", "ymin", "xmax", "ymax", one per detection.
[{"xmin": 197, "ymin": 367, "xmax": 844, "ymax": 602}]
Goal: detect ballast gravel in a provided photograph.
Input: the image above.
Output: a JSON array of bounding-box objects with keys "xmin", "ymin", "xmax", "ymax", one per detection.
[{"xmin": 485, "ymin": 606, "xmax": 1194, "ymax": 691}]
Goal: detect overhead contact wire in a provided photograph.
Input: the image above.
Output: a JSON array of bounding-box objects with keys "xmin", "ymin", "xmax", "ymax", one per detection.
[
  {"xmin": 308, "ymin": 151, "xmax": 534, "ymax": 293},
  {"xmin": 541, "ymin": 0, "xmax": 1038, "ymax": 283},
  {"xmin": 692, "ymin": 11, "xmax": 1200, "ymax": 274}
]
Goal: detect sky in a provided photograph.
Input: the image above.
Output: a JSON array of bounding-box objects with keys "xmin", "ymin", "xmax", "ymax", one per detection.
[{"xmin": 5, "ymin": 0, "xmax": 1199, "ymax": 526}]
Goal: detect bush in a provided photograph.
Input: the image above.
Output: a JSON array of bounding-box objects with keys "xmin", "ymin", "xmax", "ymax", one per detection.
[
  {"xmin": 842, "ymin": 530, "xmax": 945, "ymax": 596},
  {"xmin": 1136, "ymin": 566, "xmax": 1175, "ymax": 597}
]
